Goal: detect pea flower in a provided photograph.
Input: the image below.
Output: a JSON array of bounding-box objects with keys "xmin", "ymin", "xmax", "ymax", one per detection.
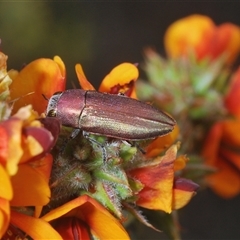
[
  {"xmin": 202, "ymin": 119, "xmax": 240, "ymax": 198},
  {"xmin": 202, "ymin": 67, "xmax": 240, "ymax": 198},
  {"xmin": 128, "ymin": 144, "xmax": 199, "ymax": 213},
  {"xmin": 75, "ymin": 62, "xmax": 138, "ymax": 98},
  {"xmin": 0, "ymin": 106, "xmax": 60, "ymax": 239},
  {"xmin": 41, "ymin": 195, "xmax": 130, "ymax": 239},
  {"xmin": 1, "ymin": 46, "xmax": 198, "ymax": 239},
  {"xmin": 140, "ymin": 15, "xmax": 240, "ymax": 203},
  {"xmin": 0, "ymin": 52, "xmax": 64, "ymax": 239},
  {"xmin": 164, "ymin": 14, "xmax": 240, "ymax": 65},
  {"xmin": 71, "ymin": 63, "xmax": 198, "ymax": 217},
  {"xmin": 10, "ymin": 56, "xmax": 66, "ymax": 114}
]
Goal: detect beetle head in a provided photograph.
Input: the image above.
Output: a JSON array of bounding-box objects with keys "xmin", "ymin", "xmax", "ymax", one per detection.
[{"xmin": 46, "ymin": 92, "xmax": 63, "ymax": 117}]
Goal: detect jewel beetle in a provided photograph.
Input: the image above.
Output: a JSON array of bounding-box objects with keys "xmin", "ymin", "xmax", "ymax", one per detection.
[{"xmin": 46, "ymin": 89, "xmax": 175, "ymax": 141}]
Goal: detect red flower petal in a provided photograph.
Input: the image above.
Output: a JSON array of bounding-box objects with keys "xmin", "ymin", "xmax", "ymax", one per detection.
[
  {"xmin": 225, "ymin": 67, "xmax": 240, "ymax": 118},
  {"xmin": 54, "ymin": 217, "xmax": 91, "ymax": 240},
  {"xmin": 202, "ymin": 120, "xmax": 240, "ymax": 198}
]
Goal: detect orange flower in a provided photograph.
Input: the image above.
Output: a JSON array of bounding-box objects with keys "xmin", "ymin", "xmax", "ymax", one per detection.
[
  {"xmin": 75, "ymin": 62, "xmax": 139, "ymax": 98},
  {"xmin": 0, "ymin": 164, "xmax": 12, "ymax": 238},
  {"xmin": 210, "ymin": 23, "xmax": 240, "ymax": 64},
  {"xmin": 145, "ymin": 125, "xmax": 179, "ymax": 158},
  {"xmin": 164, "ymin": 14, "xmax": 240, "ymax": 64},
  {"xmin": 0, "ymin": 106, "xmax": 60, "ymax": 238},
  {"xmin": 74, "ymin": 63, "xmax": 198, "ymax": 213},
  {"xmin": 4, "ymin": 210, "xmax": 62, "ymax": 240},
  {"xmin": 41, "ymin": 195, "xmax": 130, "ymax": 239},
  {"xmin": 128, "ymin": 144, "xmax": 199, "ymax": 213},
  {"xmin": 202, "ymin": 120, "xmax": 240, "ymax": 198},
  {"xmin": 9, "ymin": 56, "xmax": 66, "ymax": 114},
  {"xmin": 225, "ymin": 67, "xmax": 240, "ymax": 118}
]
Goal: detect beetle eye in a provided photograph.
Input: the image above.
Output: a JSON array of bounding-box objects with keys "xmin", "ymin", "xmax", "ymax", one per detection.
[{"xmin": 47, "ymin": 109, "xmax": 57, "ymax": 117}]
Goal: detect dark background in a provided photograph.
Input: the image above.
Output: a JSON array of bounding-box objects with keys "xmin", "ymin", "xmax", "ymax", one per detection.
[
  {"xmin": 1, "ymin": 2, "xmax": 240, "ymax": 87},
  {"xmin": 1, "ymin": 1, "xmax": 240, "ymax": 239}
]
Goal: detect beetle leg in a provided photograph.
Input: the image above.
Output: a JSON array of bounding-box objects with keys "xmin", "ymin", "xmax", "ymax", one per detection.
[
  {"xmin": 83, "ymin": 131, "xmax": 107, "ymax": 162},
  {"xmin": 70, "ymin": 128, "xmax": 81, "ymax": 139},
  {"xmin": 124, "ymin": 140, "xmax": 146, "ymax": 154},
  {"xmin": 59, "ymin": 129, "xmax": 81, "ymax": 154}
]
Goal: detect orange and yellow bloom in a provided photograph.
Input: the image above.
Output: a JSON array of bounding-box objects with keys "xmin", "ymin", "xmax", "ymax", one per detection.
[
  {"xmin": 0, "ymin": 53, "xmax": 64, "ymax": 238},
  {"xmin": 9, "ymin": 56, "xmax": 66, "ymax": 114},
  {"xmin": 202, "ymin": 66, "xmax": 240, "ymax": 198},
  {"xmin": 128, "ymin": 144, "xmax": 198, "ymax": 213},
  {"xmin": 142, "ymin": 14, "xmax": 240, "ymax": 200},
  {"xmin": 75, "ymin": 63, "xmax": 198, "ymax": 214},
  {"xmin": 164, "ymin": 14, "xmax": 240, "ymax": 65},
  {"xmin": 0, "ymin": 45, "xmax": 199, "ymax": 239},
  {"xmin": 202, "ymin": 120, "xmax": 240, "ymax": 198},
  {"xmin": 41, "ymin": 195, "xmax": 130, "ymax": 239},
  {"xmin": 0, "ymin": 106, "xmax": 60, "ymax": 238},
  {"xmin": 76, "ymin": 62, "xmax": 138, "ymax": 98}
]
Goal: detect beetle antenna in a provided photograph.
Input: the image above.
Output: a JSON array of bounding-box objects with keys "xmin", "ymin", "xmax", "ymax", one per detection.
[
  {"xmin": 42, "ymin": 94, "xmax": 49, "ymax": 101},
  {"xmin": 71, "ymin": 81, "xmax": 77, "ymax": 89},
  {"xmin": 9, "ymin": 91, "xmax": 35, "ymax": 104}
]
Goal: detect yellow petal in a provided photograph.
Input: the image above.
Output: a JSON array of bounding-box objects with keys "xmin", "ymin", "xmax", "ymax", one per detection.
[
  {"xmin": 172, "ymin": 178, "xmax": 199, "ymax": 209},
  {"xmin": 11, "ymin": 210, "xmax": 62, "ymax": 239},
  {"xmin": 32, "ymin": 154, "xmax": 53, "ymax": 181},
  {"xmin": 145, "ymin": 125, "xmax": 179, "ymax": 158},
  {"xmin": 20, "ymin": 135, "xmax": 43, "ymax": 162},
  {"xmin": 10, "ymin": 162, "xmax": 51, "ymax": 206},
  {"xmin": 54, "ymin": 56, "xmax": 66, "ymax": 79},
  {"xmin": 0, "ymin": 164, "xmax": 13, "ymax": 200},
  {"xmin": 10, "ymin": 57, "xmax": 66, "ymax": 114},
  {"xmin": 164, "ymin": 14, "xmax": 215, "ymax": 59},
  {"xmin": 172, "ymin": 188, "xmax": 196, "ymax": 210},
  {"xmin": 99, "ymin": 63, "xmax": 138, "ymax": 93},
  {"xmin": 0, "ymin": 198, "xmax": 10, "ymax": 239},
  {"xmin": 42, "ymin": 195, "xmax": 130, "ymax": 239},
  {"xmin": 174, "ymin": 155, "xmax": 188, "ymax": 171},
  {"xmin": 12, "ymin": 105, "xmax": 39, "ymax": 127},
  {"xmin": 75, "ymin": 64, "xmax": 95, "ymax": 90},
  {"xmin": 75, "ymin": 199, "xmax": 129, "ymax": 239}
]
